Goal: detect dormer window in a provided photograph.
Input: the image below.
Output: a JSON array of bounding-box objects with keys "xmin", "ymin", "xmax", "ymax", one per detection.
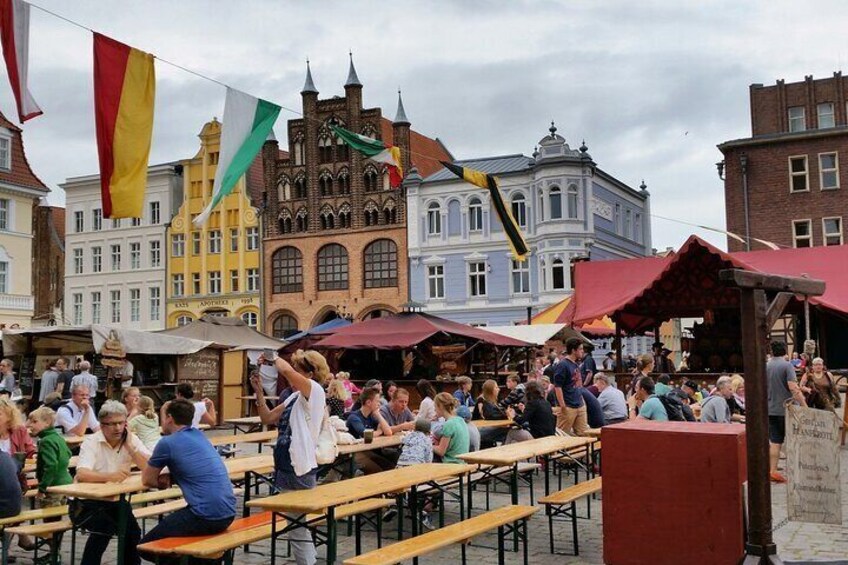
[{"xmin": 0, "ymin": 135, "xmax": 10, "ymax": 170}]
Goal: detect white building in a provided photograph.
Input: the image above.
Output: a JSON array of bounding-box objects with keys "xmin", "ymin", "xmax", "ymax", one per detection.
[{"xmin": 62, "ymin": 164, "xmax": 182, "ymax": 330}]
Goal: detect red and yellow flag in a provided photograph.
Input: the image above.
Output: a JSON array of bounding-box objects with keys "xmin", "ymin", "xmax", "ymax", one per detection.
[{"xmin": 93, "ymin": 33, "xmax": 155, "ymax": 219}]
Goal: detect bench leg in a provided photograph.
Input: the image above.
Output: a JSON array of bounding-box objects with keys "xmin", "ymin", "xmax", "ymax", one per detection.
[
  {"xmin": 459, "ymin": 475, "xmax": 465, "ymax": 521},
  {"xmin": 511, "ymin": 465, "xmax": 519, "ymax": 552},
  {"xmin": 571, "ymin": 500, "xmax": 579, "ymax": 555},
  {"xmin": 529, "ymin": 471, "xmax": 535, "ymax": 505},
  {"xmin": 270, "ymin": 511, "xmax": 278, "ymax": 565},
  {"xmin": 376, "ymin": 509, "xmax": 383, "ymax": 549},
  {"xmin": 354, "ymin": 514, "xmax": 362, "ymax": 555},
  {"xmin": 71, "ymin": 524, "xmax": 77, "ymax": 565},
  {"xmin": 438, "ymin": 492, "xmax": 445, "ymax": 528},
  {"xmin": 523, "ymin": 518, "xmax": 529, "ymax": 565},
  {"xmin": 548, "ymin": 506, "xmax": 555, "ymax": 554},
  {"xmin": 497, "ymin": 525, "xmax": 505, "ymax": 565},
  {"xmin": 326, "ymin": 506, "xmax": 337, "ymax": 565},
  {"xmin": 461, "ymin": 538, "xmax": 467, "ymax": 565},
  {"xmin": 466, "ymin": 473, "xmax": 474, "ymax": 518},
  {"xmin": 1, "ymin": 531, "xmax": 8, "ymax": 565}
]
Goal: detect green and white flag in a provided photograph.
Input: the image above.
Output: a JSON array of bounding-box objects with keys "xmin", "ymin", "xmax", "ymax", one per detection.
[
  {"xmin": 331, "ymin": 125, "xmax": 403, "ymax": 187},
  {"xmin": 194, "ymin": 87, "xmax": 281, "ymax": 226}
]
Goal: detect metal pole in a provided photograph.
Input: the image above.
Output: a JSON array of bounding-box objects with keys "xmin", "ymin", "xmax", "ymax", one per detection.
[{"xmin": 741, "ymin": 154, "xmax": 751, "ymax": 251}]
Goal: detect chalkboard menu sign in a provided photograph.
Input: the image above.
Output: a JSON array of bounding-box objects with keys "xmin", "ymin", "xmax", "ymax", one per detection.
[
  {"xmin": 17, "ymin": 354, "xmax": 36, "ymax": 396},
  {"xmin": 177, "ymin": 349, "xmax": 220, "ymax": 406},
  {"xmin": 91, "ymin": 356, "xmax": 109, "ymax": 392}
]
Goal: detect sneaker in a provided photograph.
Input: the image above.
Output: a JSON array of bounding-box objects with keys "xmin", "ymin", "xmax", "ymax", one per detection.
[
  {"xmin": 382, "ymin": 508, "xmax": 398, "ymax": 522},
  {"xmin": 769, "ymin": 472, "xmax": 787, "ymax": 483},
  {"xmin": 419, "ymin": 511, "xmax": 434, "ymax": 531}
]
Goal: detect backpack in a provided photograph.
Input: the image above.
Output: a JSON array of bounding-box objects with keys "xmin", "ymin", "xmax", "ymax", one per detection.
[{"xmin": 658, "ymin": 394, "xmax": 686, "ymax": 421}]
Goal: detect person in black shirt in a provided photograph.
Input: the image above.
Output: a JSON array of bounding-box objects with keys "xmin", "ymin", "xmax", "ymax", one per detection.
[
  {"xmin": 55, "ymin": 357, "xmax": 75, "ymax": 400},
  {"xmin": 510, "ymin": 382, "xmax": 555, "ymax": 439}
]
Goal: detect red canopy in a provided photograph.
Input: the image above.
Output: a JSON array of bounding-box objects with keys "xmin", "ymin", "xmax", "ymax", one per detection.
[
  {"xmin": 315, "ymin": 312, "xmax": 532, "ymax": 350},
  {"xmin": 566, "ymin": 235, "xmax": 848, "ymax": 333}
]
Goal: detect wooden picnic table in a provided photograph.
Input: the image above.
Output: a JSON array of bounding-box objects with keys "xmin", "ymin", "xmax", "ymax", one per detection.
[
  {"xmin": 224, "ymin": 416, "xmax": 263, "ymax": 434},
  {"xmin": 336, "ymin": 434, "xmax": 402, "ymax": 455},
  {"xmin": 471, "ymin": 419, "xmax": 514, "ymax": 429},
  {"xmin": 585, "ymin": 428, "xmax": 602, "ymax": 438},
  {"xmin": 61, "ymin": 424, "xmax": 211, "ymax": 448},
  {"xmin": 247, "ymin": 463, "xmax": 471, "ymax": 564},
  {"xmin": 208, "ymin": 430, "xmax": 277, "ymax": 449}
]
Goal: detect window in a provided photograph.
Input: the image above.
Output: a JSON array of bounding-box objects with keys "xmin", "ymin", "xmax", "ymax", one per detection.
[
  {"xmin": 363, "ymin": 239, "xmax": 398, "ymax": 288},
  {"xmin": 614, "ymin": 204, "xmax": 621, "ymax": 234},
  {"xmin": 149, "ymin": 201, "xmax": 160, "ymax": 225},
  {"xmin": 0, "ymin": 136, "xmax": 9, "ymax": 169},
  {"xmin": 230, "ymin": 270, "xmax": 239, "ymax": 292},
  {"xmin": 819, "ymin": 152, "xmax": 839, "ymax": 189},
  {"xmin": 317, "ymin": 243, "xmax": 349, "ymax": 290},
  {"xmin": 817, "ymin": 103, "xmax": 835, "ymax": 129},
  {"xmin": 549, "ymin": 187, "xmax": 562, "ymax": 220},
  {"xmin": 68, "ymin": 293, "xmax": 83, "ymax": 325},
  {"xmin": 149, "ymin": 287, "xmax": 160, "ymax": 321},
  {"xmin": 192, "ymin": 232, "xmax": 201, "ymax": 255},
  {"xmin": 788, "ymin": 106, "xmax": 806, "ymax": 132},
  {"xmin": 468, "ymin": 198, "xmax": 483, "ymax": 232},
  {"xmin": 512, "ymin": 260, "xmax": 529, "ymax": 294},
  {"xmin": 318, "ymin": 136, "xmax": 333, "ymax": 164},
  {"xmin": 566, "ymin": 185, "xmax": 579, "ymax": 219},
  {"xmin": 272, "ymin": 314, "xmax": 299, "ymax": 338},
  {"xmin": 110, "ymin": 244, "xmax": 121, "ymax": 271},
  {"xmin": 0, "ymin": 199, "xmax": 7, "ymax": 230},
  {"xmin": 112, "ymin": 218, "xmax": 120, "ymax": 229},
  {"xmin": 336, "ymin": 136, "xmax": 349, "ymax": 162},
  {"xmin": 208, "ymin": 230, "xmax": 221, "ymax": 254},
  {"xmin": 130, "ymin": 288, "xmax": 140, "ymax": 322},
  {"xmin": 208, "ymin": 271, "xmax": 221, "ymax": 294},
  {"xmin": 172, "ymin": 274, "xmax": 184, "ymax": 297},
  {"xmin": 428, "ymin": 265, "xmax": 445, "ymax": 299},
  {"xmin": 93, "ymin": 209, "xmax": 102, "ymax": 231},
  {"xmin": 427, "ymin": 202, "xmax": 441, "ymax": 235},
  {"xmin": 0, "ymin": 261, "xmax": 6, "ymax": 293},
  {"xmin": 131, "ymin": 217, "xmax": 142, "ymax": 227},
  {"xmin": 229, "ymin": 228, "xmax": 239, "ymax": 252},
  {"xmin": 789, "ymin": 156, "xmax": 809, "ymax": 192},
  {"xmin": 295, "ymin": 211, "xmax": 308, "ymax": 232},
  {"xmin": 110, "ymin": 290, "xmax": 121, "ymax": 323},
  {"xmin": 272, "ymin": 247, "xmax": 303, "ymax": 293},
  {"xmin": 792, "ymin": 220, "xmax": 812, "ymax": 248},
  {"xmin": 552, "ymin": 258, "xmax": 566, "ymax": 289},
  {"xmin": 246, "ymin": 268, "xmax": 259, "ymax": 292},
  {"xmin": 149, "ymin": 240, "xmax": 161, "ymax": 267},
  {"xmin": 92, "ymin": 246, "xmax": 102, "ymax": 273},
  {"xmin": 364, "ymin": 168, "xmax": 379, "ymax": 192},
  {"xmin": 172, "ymin": 234, "xmax": 185, "ymax": 257},
  {"xmin": 177, "ymin": 315, "xmax": 192, "ymax": 327},
  {"xmin": 74, "ymin": 211, "xmax": 84, "ymax": 233},
  {"xmin": 625, "ymin": 210, "xmax": 632, "ymax": 239},
  {"xmin": 130, "ymin": 242, "xmax": 141, "ymax": 269},
  {"xmin": 538, "ymin": 189, "xmax": 544, "ymax": 221},
  {"xmin": 73, "ymin": 248, "xmax": 83, "ymax": 274},
  {"xmin": 246, "ymin": 227, "xmax": 259, "ymax": 250},
  {"xmin": 469, "ymin": 262, "xmax": 487, "ymax": 297},
  {"xmin": 319, "ymin": 174, "xmax": 333, "ymax": 196},
  {"xmin": 241, "ymin": 312, "xmax": 258, "ymax": 328},
  {"xmin": 634, "ymin": 213, "xmax": 643, "ymax": 243},
  {"xmin": 192, "ymin": 273, "xmax": 201, "ymax": 294},
  {"xmin": 823, "ymin": 217, "xmax": 843, "ymax": 246},
  {"xmin": 91, "ymin": 292, "xmax": 101, "ymax": 324},
  {"xmin": 511, "ymin": 194, "xmax": 527, "ymax": 228},
  {"xmin": 294, "ymin": 177, "xmax": 307, "ymax": 199}
]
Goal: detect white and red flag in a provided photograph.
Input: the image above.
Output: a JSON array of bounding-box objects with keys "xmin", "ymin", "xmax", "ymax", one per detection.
[{"xmin": 0, "ymin": 0, "xmax": 42, "ymax": 122}]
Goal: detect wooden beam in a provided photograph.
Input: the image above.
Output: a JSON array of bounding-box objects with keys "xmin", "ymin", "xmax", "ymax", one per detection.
[
  {"xmin": 719, "ymin": 269, "xmax": 825, "ymax": 296},
  {"xmin": 765, "ymin": 292, "xmax": 793, "ymax": 330}
]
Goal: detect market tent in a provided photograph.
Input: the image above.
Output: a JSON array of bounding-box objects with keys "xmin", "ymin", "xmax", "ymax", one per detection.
[
  {"xmin": 284, "ymin": 317, "xmax": 352, "ymax": 342},
  {"xmin": 565, "ymin": 235, "xmax": 848, "ymax": 333},
  {"xmin": 484, "ymin": 323, "xmax": 591, "ymax": 346},
  {"xmin": 1, "ymin": 325, "xmax": 212, "ymax": 356},
  {"xmin": 316, "ymin": 312, "xmax": 532, "ymax": 350},
  {"xmin": 159, "ymin": 315, "xmax": 284, "ymax": 349},
  {"xmin": 531, "ymin": 297, "xmax": 616, "ymax": 336}
]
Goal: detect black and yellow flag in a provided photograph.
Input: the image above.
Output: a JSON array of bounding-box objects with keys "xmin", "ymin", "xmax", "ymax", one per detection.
[{"xmin": 440, "ymin": 161, "xmax": 529, "ymax": 261}]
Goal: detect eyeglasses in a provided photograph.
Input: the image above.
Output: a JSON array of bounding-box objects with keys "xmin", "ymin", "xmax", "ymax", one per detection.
[{"xmin": 101, "ymin": 421, "xmax": 126, "ymax": 427}]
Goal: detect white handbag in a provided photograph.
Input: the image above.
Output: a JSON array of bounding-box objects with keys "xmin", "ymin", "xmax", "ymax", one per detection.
[{"xmin": 315, "ymin": 407, "xmax": 339, "ymax": 464}]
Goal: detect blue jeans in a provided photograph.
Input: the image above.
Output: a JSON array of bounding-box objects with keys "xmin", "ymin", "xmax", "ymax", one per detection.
[{"xmin": 139, "ymin": 507, "xmax": 233, "ymax": 564}]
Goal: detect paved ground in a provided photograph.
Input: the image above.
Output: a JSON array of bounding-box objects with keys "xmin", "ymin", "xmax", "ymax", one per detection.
[{"xmin": 6, "ymin": 431, "xmax": 847, "ymax": 564}]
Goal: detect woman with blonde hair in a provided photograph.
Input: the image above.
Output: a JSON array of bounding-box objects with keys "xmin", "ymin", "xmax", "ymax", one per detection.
[
  {"xmin": 122, "ymin": 386, "xmax": 142, "ymax": 420},
  {"xmin": 475, "ymin": 379, "xmax": 509, "ymax": 448},
  {"xmin": 325, "ymin": 378, "xmax": 348, "ymax": 418},
  {"xmin": 337, "ymin": 371, "xmax": 360, "ymax": 412},
  {"xmin": 251, "ymin": 349, "xmax": 329, "ymax": 565},
  {"xmin": 129, "ymin": 395, "xmax": 162, "ymax": 450},
  {"xmin": 727, "ymin": 374, "xmax": 746, "ymax": 422},
  {"xmin": 432, "ymin": 393, "xmax": 470, "ymax": 463}
]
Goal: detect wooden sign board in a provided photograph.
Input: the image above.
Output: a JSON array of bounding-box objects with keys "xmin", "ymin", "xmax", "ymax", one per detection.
[
  {"xmin": 431, "ymin": 344, "xmax": 468, "ymax": 375},
  {"xmin": 785, "ymin": 404, "xmax": 842, "ymax": 525},
  {"xmin": 177, "ymin": 349, "xmax": 221, "ymax": 408}
]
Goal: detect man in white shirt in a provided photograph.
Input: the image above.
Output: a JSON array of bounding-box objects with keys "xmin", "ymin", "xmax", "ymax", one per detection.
[
  {"xmin": 594, "ymin": 373, "xmax": 629, "ymax": 425},
  {"xmin": 55, "ymin": 384, "xmax": 100, "ymax": 437},
  {"xmin": 71, "ymin": 361, "xmax": 99, "ymax": 399},
  {"xmin": 72, "ymin": 400, "xmax": 150, "ymax": 565},
  {"xmin": 161, "ymin": 383, "xmax": 216, "ymax": 429}
]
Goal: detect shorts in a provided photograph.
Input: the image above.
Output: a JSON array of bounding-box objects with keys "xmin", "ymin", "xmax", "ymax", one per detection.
[{"xmin": 768, "ymin": 415, "xmax": 786, "ymax": 444}]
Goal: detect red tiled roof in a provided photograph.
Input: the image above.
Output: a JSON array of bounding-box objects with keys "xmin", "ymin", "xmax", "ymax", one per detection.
[
  {"xmin": 51, "ymin": 207, "xmax": 66, "ymax": 242},
  {"xmin": 380, "ymin": 118, "xmax": 452, "ymax": 178},
  {"xmin": 245, "ymin": 148, "xmax": 289, "ymax": 207},
  {"xmin": 0, "ymin": 111, "xmax": 48, "ymax": 192}
]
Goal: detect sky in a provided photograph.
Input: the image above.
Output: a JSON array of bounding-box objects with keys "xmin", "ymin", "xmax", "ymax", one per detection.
[{"xmin": 6, "ymin": 0, "xmax": 848, "ymax": 252}]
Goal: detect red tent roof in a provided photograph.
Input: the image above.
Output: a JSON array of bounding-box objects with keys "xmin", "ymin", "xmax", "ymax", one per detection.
[
  {"xmin": 315, "ymin": 312, "xmax": 531, "ymax": 350},
  {"xmin": 567, "ymin": 235, "xmax": 848, "ymax": 333}
]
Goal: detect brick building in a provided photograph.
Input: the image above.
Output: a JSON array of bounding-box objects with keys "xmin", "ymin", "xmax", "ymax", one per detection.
[
  {"xmin": 31, "ymin": 201, "xmax": 64, "ymax": 325},
  {"xmin": 718, "ymin": 73, "xmax": 848, "ymax": 251},
  {"xmin": 260, "ymin": 59, "xmax": 452, "ymax": 337}
]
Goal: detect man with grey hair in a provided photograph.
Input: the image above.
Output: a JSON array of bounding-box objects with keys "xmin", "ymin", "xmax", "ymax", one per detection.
[
  {"xmin": 700, "ymin": 375, "xmax": 733, "ymax": 424},
  {"xmin": 0, "ymin": 358, "xmax": 15, "ymax": 395},
  {"xmin": 73, "ymin": 400, "xmax": 150, "ymax": 564},
  {"xmin": 594, "ymin": 373, "xmax": 628, "ymax": 425},
  {"xmin": 56, "ymin": 383, "xmax": 100, "ymax": 437},
  {"xmin": 71, "ymin": 361, "xmax": 99, "ymax": 400}
]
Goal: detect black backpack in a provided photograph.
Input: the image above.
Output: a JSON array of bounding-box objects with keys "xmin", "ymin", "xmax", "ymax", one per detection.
[{"xmin": 658, "ymin": 394, "xmax": 686, "ymax": 421}]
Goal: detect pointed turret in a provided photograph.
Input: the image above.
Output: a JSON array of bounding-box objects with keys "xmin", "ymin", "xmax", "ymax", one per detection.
[
  {"xmin": 394, "ymin": 89, "xmax": 410, "ymax": 125},
  {"xmin": 345, "ymin": 52, "xmax": 362, "ymax": 87},
  {"xmin": 301, "ymin": 60, "xmax": 318, "ymax": 95}
]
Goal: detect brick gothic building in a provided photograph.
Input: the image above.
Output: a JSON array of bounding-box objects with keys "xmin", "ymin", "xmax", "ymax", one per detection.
[
  {"xmin": 260, "ymin": 59, "xmax": 452, "ymax": 337},
  {"xmin": 719, "ymin": 73, "xmax": 848, "ymax": 251},
  {"xmin": 31, "ymin": 202, "xmax": 65, "ymax": 325}
]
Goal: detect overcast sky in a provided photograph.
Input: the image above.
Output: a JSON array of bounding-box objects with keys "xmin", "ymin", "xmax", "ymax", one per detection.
[{"xmin": 7, "ymin": 0, "xmax": 848, "ymax": 251}]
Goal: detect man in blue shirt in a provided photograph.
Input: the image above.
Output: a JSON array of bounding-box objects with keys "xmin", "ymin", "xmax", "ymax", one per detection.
[
  {"xmin": 346, "ymin": 388, "xmax": 394, "ymax": 474},
  {"xmin": 628, "ymin": 376, "xmax": 669, "ymax": 421},
  {"xmin": 140, "ymin": 399, "xmax": 236, "ymax": 561},
  {"xmin": 554, "ymin": 338, "xmax": 589, "ymax": 436}
]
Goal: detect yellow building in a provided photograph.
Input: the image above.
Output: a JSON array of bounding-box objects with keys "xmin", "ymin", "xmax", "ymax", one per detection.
[{"xmin": 166, "ymin": 118, "xmax": 262, "ymax": 329}]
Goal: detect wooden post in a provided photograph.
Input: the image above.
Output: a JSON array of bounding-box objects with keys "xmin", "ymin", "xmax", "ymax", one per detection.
[{"xmin": 614, "ymin": 320, "xmax": 623, "ymax": 373}]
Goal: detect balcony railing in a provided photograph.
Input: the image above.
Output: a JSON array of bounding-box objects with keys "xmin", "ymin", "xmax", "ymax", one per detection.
[{"xmin": 0, "ymin": 294, "xmax": 34, "ymax": 311}]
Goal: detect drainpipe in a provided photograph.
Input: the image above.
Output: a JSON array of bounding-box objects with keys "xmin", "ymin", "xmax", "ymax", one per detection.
[{"xmin": 740, "ymin": 154, "xmax": 751, "ymax": 251}]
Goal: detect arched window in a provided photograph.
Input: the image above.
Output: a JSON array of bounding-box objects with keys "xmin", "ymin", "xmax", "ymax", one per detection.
[
  {"xmin": 272, "ymin": 247, "xmax": 303, "ymax": 293},
  {"xmin": 318, "ymin": 136, "xmax": 333, "ymax": 164},
  {"xmin": 241, "ymin": 311, "xmax": 258, "ymax": 328},
  {"xmin": 335, "ymin": 135, "xmax": 349, "ymax": 162},
  {"xmin": 364, "ymin": 239, "xmax": 398, "ymax": 288},
  {"xmin": 294, "ymin": 176, "xmax": 307, "ymax": 199},
  {"xmin": 277, "ymin": 176, "xmax": 291, "ymax": 201},
  {"xmin": 278, "ymin": 209, "xmax": 292, "ymax": 234},
  {"xmin": 538, "ymin": 189, "xmax": 545, "ymax": 221},
  {"xmin": 319, "ymin": 172, "xmax": 333, "ymax": 196},
  {"xmin": 337, "ymin": 169, "xmax": 350, "ymax": 195},
  {"xmin": 361, "ymin": 124, "xmax": 377, "ymax": 138},
  {"xmin": 292, "ymin": 132, "xmax": 305, "ymax": 165},
  {"xmin": 511, "ymin": 193, "xmax": 527, "ymax": 228},
  {"xmin": 176, "ymin": 315, "xmax": 193, "ymax": 327},
  {"xmin": 382, "ymin": 168, "xmax": 391, "ymax": 191},
  {"xmin": 384, "ymin": 206, "xmax": 397, "ymax": 224},
  {"xmin": 317, "ymin": 244, "xmax": 349, "ymax": 290},
  {"xmin": 364, "ymin": 167, "xmax": 379, "ymax": 192},
  {"xmin": 320, "ymin": 207, "xmax": 335, "ymax": 230},
  {"xmin": 364, "ymin": 201, "xmax": 379, "ymax": 227},
  {"xmin": 295, "ymin": 208, "xmax": 308, "ymax": 232},
  {"xmin": 272, "ymin": 313, "xmax": 299, "ymax": 338},
  {"xmin": 549, "ymin": 186, "xmax": 562, "ymax": 220},
  {"xmin": 338, "ymin": 203, "xmax": 352, "ymax": 228},
  {"xmin": 552, "ymin": 258, "xmax": 566, "ymax": 289},
  {"xmin": 567, "ymin": 185, "xmax": 579, "ymax": 219},
  {"xmin": 468, "ymin": 197, "xmax": 483, "ymax": 232},
  {"xmin": 427, "ymin": 202, "xmax": 441, "ymax": 235}
]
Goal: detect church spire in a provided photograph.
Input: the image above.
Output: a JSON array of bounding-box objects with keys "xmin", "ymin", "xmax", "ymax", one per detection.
[
  {"xmin": 345, "ymin": 52, "xmax": 362, "ymax": 87},
  {"xmin": 301, "ymin": 59, "xmax": 318, "ymax": 95},
  {"xmin": 394, "ymin": 89, "xmax": 410, "ymax": 125}
]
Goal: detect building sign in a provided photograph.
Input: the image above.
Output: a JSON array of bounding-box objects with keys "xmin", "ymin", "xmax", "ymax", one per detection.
[{"xmin": 785, "ymin": 404, "xmax": 842, "ymax": 525}]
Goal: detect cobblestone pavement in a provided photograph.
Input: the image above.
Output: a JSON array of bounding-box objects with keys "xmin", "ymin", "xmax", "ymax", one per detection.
[{"xmin": 6, "ymin": 432, "xmax": 846, "ymax": 564}]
